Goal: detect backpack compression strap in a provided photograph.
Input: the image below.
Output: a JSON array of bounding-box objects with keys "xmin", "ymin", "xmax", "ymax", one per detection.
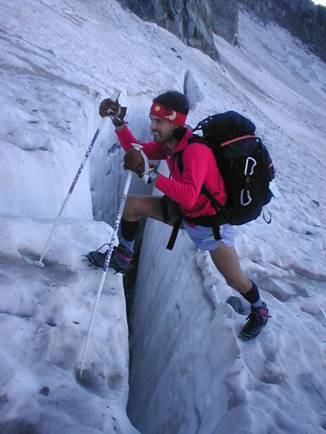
[
  {"xmin": 183, "ymin": 187, "xmax": 224, "ymax": 241},
  {"xmin": 166, "ymin": 217, "xmax": 182, "ymax": 250}
]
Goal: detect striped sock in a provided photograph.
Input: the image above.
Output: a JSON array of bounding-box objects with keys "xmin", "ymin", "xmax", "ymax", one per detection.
[
  {"xmin": 120, "ymin": 219, "xmax": 139, "ymax": 251},
  {"xmin": 120, "ymin": 236, "xmax": 135, "ymax": 251}
]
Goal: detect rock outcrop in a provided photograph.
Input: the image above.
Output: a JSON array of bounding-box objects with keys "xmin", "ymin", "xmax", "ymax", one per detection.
[
  {"xmin": 239, "ymin": 0, "xmax": 326, "ymax": 62},
  {"xmin": 117, "ymin": 0, "xmax": 326, "ymax": 62},
  {"xmin": 117, "ymin": 0, "xmax": 238, "ymax": 60}
]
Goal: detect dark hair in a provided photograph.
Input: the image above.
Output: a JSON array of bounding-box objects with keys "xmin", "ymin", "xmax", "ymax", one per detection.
[{"xmin": 153, "ymin": 91, "xmax": 189, "ymax": 115}]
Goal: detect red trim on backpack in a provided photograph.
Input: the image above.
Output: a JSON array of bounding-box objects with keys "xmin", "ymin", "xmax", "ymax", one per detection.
[{"xmin": 220, "ymin": 135, "xmax": 257, "ymax": 148}]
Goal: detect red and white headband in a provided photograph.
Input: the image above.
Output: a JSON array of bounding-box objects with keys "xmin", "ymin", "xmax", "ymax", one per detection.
[{"xmin": 150, "ymin": 103, "xmax": 187, "ymax": 126}]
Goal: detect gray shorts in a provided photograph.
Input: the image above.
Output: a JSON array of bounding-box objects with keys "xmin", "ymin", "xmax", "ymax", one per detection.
[
  {"xmin": 183, "ymin": 222, "xmax": 235, "ymax": 251},
  {"xmin": 160, "ymin": 196, "xmax": 235, "ymax": 251}
]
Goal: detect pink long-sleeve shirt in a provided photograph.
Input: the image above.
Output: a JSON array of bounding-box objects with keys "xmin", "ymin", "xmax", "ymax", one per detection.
[{"xmin": 116, "ymin": 127, "xmax": 227, "ymax": 218}]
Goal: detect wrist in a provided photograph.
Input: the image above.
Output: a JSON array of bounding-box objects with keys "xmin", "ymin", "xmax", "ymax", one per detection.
[
  {"xmin": 112, "ymin": 117, "xmax": 126, "ymax": 127},
  {"xmin": 147, "ymin": 167, "xmax": 159, "ymax": 184},
  {"xmin": 115, "ymin": 122, "xmax": 127, "ymax": 131}
]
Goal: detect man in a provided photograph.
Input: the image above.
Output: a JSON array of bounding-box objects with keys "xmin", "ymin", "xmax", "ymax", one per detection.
[{"xmin": 89, "ymin": 91, "xmax": 269, "ymax": 340}]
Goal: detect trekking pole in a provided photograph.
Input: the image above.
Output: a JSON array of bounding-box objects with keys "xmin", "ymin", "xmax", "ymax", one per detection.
[
  {"xmin": 79, "ymin": 170, "xmax": 132, "ymax": 377},
  {"xmin": 35, "ymin": 90, "xmax": 121, "ymax": 268}
]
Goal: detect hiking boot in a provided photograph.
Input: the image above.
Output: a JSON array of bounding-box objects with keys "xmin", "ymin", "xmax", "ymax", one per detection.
[
  {"xmin": 87, "ymin": 244, "xmax": 134, "ymax": 273},
  {"xmin": 240, "ymin": 302, "xmax": 269, "ymax": 340}
]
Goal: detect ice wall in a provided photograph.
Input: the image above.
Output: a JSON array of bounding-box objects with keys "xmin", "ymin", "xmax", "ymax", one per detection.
[
  {"xmin": 128, "ymin": 217, "xmax": 245, "ymax": 434},
  {"xmin": 89, "ymin": 95, "xmax": 153, "ymax": 227},
  {"xmin": 0, "ymin": 1, "xmax": 150, "ymax": 432},
  {"xmin": 1, "ymin": 1, "xmax": 326, "ymax": 433}
]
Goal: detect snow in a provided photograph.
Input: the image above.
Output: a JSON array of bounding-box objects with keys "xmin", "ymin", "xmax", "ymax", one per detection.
[
  {"xmin": 129, "ymin": 8, "xmax": 326, "ymax": 434},
  {"xmin": 312, "ymin": 0, "xmax": 326, "ymax": 5},
  {"xmin": 0, "ymin": 215, "xmax": 137, "ymax": 433},
  {"xmin": 0, "ymin": 0, "xmax": 326, "ymax": 433}
]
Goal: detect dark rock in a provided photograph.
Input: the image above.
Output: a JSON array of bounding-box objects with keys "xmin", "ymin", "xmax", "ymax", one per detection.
[
  {"xmin": 116, "ymin": 0, "xmax": 326, "ymax": 69},
  {"xmin": 117, "ymin": 0, "xmax": 238, "ymax": 60},
  {"xmin": 46, "ymin": 320, "xmax": 56, "ymax": 327},
  {"xmin": 239, "ymin": 0, "xmax": 326, "ymax": 62},
  {"xmin": 39, "ymin": 386, "xmax": 50, "ymax": 396}
]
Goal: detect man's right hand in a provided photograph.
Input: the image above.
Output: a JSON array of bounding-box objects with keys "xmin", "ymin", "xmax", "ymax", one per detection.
[{"xmin": 99, "ymin": 98, "xmax": 127, "ymax": 126}]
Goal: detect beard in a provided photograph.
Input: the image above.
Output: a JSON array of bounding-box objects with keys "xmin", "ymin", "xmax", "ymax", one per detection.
[{"xmin": 152, "ymin": 129, "xmax": 175, "ymax": 144}]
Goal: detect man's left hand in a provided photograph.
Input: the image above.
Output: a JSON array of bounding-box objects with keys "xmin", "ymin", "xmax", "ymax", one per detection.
[{"xmin": 124, "ymin": 147, "xmax": 145, "ymax": 176}]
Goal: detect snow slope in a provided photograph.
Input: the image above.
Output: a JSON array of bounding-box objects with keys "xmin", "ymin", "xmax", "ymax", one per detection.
[
  {"xmin": 0, "ymin": 0, "xmax": 325, "ymax": 433},
  {"xmin": 0, "ymin": 216, "xmax": 138, "ymax": 434},
  {"xmin": 129, "ymin": 7, "xmax": 326, "ymax": 434}
]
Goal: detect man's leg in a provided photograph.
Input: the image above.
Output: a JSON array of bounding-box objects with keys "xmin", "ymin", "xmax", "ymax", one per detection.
[
  {"xmin": 209, "ymin": 244, "xmax": 269, "ymax": 339},
  {"xmin": 123, "ymin": 195, "xmax": 166, "ymax": 223},
  {"xmin": 88, "ymin": 196, "xmax": 166, "ymax": 270},
  {"xmin": 209, "ymin": 244, "xmax": 251, "ymax": 294},
  {"xmin": 119, "ymin": 195, "xmax": 166, "ymax": 249}
]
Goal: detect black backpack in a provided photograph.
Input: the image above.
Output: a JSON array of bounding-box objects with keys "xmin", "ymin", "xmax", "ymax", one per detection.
[{"xmin": 167, "ymin": 111, "xmax": 275, "ymax": 250}]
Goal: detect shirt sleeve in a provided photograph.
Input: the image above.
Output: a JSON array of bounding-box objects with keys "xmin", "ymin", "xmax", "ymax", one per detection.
[
  {"xmin": 116, "ymin": 127, "xmax": 167, "ymax": 160},
  {"xmin": 155, "ymin": 143, "xmax": 210, "ymax": 208}
]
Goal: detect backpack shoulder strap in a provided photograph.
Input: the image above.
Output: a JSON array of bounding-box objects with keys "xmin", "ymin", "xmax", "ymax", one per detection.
[{"xmin": 201, "ymin": 185, "xmax": 223, "ymax": 213}]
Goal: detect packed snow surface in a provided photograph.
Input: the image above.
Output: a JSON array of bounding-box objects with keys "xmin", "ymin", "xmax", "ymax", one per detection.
[
  {"xmin": 0, "ymin": 1, "xmax": 325, "ymax": 434},
  {"xmin": 130, "ymin": 7, "xmax": 326, "ymax": 434}
]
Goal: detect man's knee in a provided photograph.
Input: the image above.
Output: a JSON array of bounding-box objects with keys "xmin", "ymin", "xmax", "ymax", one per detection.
[
  {"xmin": 125, "ymin": 196, "xmax": 136, "ymax": 208},
  {"xmin": 124, "ymin": 196, "xmax": 140, "ymax": 218},
  {"xmin": 123, "ymin": 196, "xmax": 163, "ymax": 221}
]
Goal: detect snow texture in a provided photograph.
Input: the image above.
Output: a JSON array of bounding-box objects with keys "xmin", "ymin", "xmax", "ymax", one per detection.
[{"xmin": 0, "ymin": 1, "xmax": 325, "ymax": 434}]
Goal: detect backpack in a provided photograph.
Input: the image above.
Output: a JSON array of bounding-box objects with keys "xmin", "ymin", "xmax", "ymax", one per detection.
[{"xmin": 166, "ymin": 111, "xmax": 275, "ymax": 250}]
